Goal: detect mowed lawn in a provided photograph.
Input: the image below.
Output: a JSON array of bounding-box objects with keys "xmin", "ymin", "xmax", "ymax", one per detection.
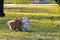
[
  {"xmin": 0, "ymin": 5, "xmax": 60, "ymax": 40},
  {"xmin": 4, "ymin": 0, "xmax": 31, "ymax": 4}
]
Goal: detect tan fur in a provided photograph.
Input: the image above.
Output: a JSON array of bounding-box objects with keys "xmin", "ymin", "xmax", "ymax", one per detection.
[{"xmin": 7, "ymin": 18, "xmax": 23, "ymax": 31}]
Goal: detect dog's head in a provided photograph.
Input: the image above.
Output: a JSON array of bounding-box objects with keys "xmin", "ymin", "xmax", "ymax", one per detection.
[{"xmin": 15, "ymin": 18, "xmax": 23, "ymax": 27}]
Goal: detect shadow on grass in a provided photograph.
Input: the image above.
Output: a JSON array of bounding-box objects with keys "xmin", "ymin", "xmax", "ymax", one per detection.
[
  {"xmin": 25, "ymin": 30, "xmax": 37, "ymax": 33},
  {"xmin": 9, "ymin": 30, "xmax": 36, "ymax": 32}
]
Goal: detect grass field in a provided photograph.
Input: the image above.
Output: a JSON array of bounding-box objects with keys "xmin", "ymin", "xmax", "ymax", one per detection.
[
  {"xmin": 4, "ymin": 0, "xmax": 31, "ymax": 4},
  {"xmin": 0, "ymin": 5, "xmax": 60, "ymax": 40},
  {"xmin": 4, "ymin": 0, "xmax": 58, "ymax": 4}
]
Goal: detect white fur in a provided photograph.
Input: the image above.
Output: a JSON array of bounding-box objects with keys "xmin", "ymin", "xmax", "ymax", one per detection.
[
  {"xmin": 7, "ymin": 20, "xmax": 15, "ymax": 30},
  {"xmin": 16, "ymin": 17, "xmax": 30, "ymax": 31},
  {"xmin": 21, "ymin": 17, "xmax": 30, "ymax": 31}
]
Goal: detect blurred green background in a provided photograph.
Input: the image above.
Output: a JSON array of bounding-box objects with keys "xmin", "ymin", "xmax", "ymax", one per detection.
[{"xmin": 4, "ymin": 0, "xmax": 57, "ymax": 4}]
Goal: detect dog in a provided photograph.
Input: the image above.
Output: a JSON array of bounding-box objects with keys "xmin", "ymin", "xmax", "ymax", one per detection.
[
  {"xmin": 7, "ymin": 17, "xmax": 30, "ymax": 31},
  {"xmin": 7, "ymin": 18, "xmax": 23, "ymax": 31}
]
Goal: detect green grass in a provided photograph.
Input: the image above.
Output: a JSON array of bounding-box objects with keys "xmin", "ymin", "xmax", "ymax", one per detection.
[
  {"xmin": 0, "ymin": 5, "xmax": 60, "ymax": 40},
  {"xmin": 0, "ymin": 12, "xmax": 60, "ymax": 40},
  {"xmin": 4, "ymin": 4, "xmax": 60, "ymax": 14}
]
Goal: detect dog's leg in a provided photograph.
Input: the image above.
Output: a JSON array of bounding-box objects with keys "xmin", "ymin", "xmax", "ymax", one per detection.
[{"xmin": 7, "ymin": 22, "xmax": 13, "ymax": 31}]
